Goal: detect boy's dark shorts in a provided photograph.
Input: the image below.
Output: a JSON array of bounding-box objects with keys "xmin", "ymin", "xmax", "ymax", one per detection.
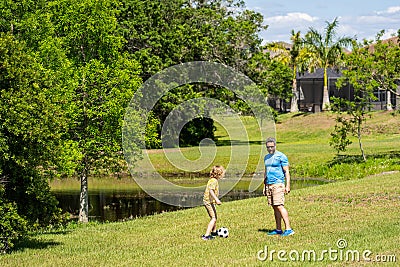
[{"xmin": 204, "ymin": 202, "xmax": 217, "ymax": 219}]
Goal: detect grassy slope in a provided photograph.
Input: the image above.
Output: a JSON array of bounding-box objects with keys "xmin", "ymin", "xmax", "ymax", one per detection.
[
  {"xmin": 4, "ymin": 172, "xmax": 400, "ymax": 266},
  {"xmin": 145, "ymin": 111, "xmax": 400, "ymax": 179},
  {"xmin": 276, "ymin": 111, "xmax": 400, "ymax": 180}
]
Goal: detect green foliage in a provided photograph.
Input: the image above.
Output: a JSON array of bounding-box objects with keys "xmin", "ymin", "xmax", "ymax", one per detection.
[
  {"xmin": 247, "ymin": 51, "xmax": 292, "ymax": 102},
  {"xmin": 118, "ymin": 0, "xmax": 270, "ymax": 148},
  {"xmin": 330, "ymin": 32, "xmax": 399, "ymax": 160},
  {"xmin": 0, "ymin": 197, "xmax": 28, "ymax": 253},
  {"xmin": 119, "ymin": 0, "xmax": 266, "ymax": 78},
  {"xmin": 329, "ymin": 115, "xmax": 353, "ymax": 153},
  {"xmin": 0, "ymin": 32, "xmax": 67, "ymax": 231},
  {"xmin": 145, "ymin": 112, "xmax": 162, "ymax": 149},
  {"xmin": 356, "ymin": 30, "xmax": 400, "ymax": 110},
  {"xmin": 47, "ymin": 0, "xmax": 143, "ymax": 221},
  {"xmin": 179, "ymin": 117, "xmax": 216, "ymax": 147},
  {"xmin": 0, "ymin": 0, "xmax": 144, "ymax": 224},
  {"xmin": 265, "ymin": 30, "xmax": 308, "ymax": 112},
  {"xmin": 3, "ymin": 165, "xmax": 64, "ymax": 228},
  {"xmin": 303, "ymin": 18, "xmax": 353, "ymax": 110}
]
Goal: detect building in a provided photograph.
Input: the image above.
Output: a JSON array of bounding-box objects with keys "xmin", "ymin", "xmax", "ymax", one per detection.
[
  {"xmin": 296, "ymin": 68, "xmax": 399, "ymax": 112},
  {"xmin": 296, "ymin": 68, "xmax": 352, "ymax": 112},
  {"xmin": 266, "ymin": 37, "xmax": 400, "ymax": 113}
]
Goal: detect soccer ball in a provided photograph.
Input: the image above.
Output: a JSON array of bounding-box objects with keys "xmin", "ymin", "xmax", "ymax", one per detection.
[{"xmin": 217, "ymin": 227, "xmax": 229, "ymax": 238}]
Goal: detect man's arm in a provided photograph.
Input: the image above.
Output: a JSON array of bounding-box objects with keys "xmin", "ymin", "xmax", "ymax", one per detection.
[{"xmin": 283, "ymin": 165, "xmax": 290, "ymax": 193}]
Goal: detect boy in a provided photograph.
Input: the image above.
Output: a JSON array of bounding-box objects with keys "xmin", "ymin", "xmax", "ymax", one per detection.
[{"xmin": 202, "ymin": 165, "xmax": 225, "ymax": 240}]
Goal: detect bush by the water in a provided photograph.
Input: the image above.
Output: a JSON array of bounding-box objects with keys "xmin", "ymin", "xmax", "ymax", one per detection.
[{"xmin": 0, "ymin": 187, "xmax": 28, "ymax": 253}]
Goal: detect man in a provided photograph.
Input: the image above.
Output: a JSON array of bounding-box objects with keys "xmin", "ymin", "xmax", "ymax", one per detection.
[{"xmin": 263, "ymin": 137, "xmax": 294, "ymax": 236}]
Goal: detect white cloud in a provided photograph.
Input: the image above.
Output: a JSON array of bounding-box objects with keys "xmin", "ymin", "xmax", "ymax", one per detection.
[
  {"xmin": 357, "ymin": 15, "xmax": 398, "ymax": 24},
  {"xmin": 256, "ymin": 3, "xmax": 400, "ymax": 43},
  {"xmin": 336, "ymin": 24, "xmax": 358, "ymax": 38},
  {"xmin": 387, "ymin": 6, "xmax": 400, "ymax": 14},
  {"xmin": 265, "ymin": 12, "xmax": 318, "ymax": 25},
  {"xmin": 377, "ymin": 6, "xmax": 400, "ymax": 15}
]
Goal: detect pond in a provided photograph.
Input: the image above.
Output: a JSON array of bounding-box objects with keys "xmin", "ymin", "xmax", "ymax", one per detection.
[{"xmin": 53, "ymin": 178, "xmax": 330, "ymax": 222}]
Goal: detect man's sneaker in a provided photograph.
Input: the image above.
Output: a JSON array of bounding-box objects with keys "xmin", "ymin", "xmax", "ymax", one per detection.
[
  {"xmin": 281, "ymin": 229, "xmax": 295, "ymax": 237},
  {"xmin": 201, "ymin": 235, "xmax": 214, "ymax": 240},
  {"xmin": 211, "ymin": 231, "xmax": 218, "ymax": 237},
  {"xmin": 267, "ymin": 229, "xmax": 283, "ymax": 236}
]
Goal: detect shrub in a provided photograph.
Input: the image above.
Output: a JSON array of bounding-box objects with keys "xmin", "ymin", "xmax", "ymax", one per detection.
[
  {"xmin": 4, "ymin": 165, "xmax": 65, "ymax": 229},
  {"xmin": 0, "ymin": 187, "xmax": 28, "ymax": 253}
]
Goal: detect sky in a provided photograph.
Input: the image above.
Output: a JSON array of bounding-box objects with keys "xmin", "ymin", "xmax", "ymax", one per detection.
[{"xmin": 244, "ymin": 0, "xmax": 400, "ymax": 44}]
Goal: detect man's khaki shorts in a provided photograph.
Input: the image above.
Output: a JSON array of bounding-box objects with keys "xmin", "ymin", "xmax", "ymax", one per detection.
[
  {"xmin": 204, "ymin": 202, "xmax": 217, "ymax": 219},
  {"xmin": 266, "ymin": 183, "xmax": 285, "ymax": 206}
]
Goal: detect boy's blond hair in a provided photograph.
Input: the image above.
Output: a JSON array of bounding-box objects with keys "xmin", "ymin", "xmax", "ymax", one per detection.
[{"xmin": 210, "ymin": 165, "xmax": 225, "ymax": 179}]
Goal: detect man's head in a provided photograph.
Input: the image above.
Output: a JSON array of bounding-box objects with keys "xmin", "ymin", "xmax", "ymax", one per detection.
[{"xmin": 265, "ymin": 137, "xmax": 276, "ymax": 154}]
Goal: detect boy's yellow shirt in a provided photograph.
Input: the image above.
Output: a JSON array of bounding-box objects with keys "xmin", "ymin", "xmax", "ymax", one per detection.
[{"xmin": 203, "ymin": 178, "xmax": 219, "ymax": 204}]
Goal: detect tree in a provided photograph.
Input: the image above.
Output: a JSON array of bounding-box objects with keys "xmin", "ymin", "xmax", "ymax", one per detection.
[
  {"xmin": 331, "ymin": 31, "xmax": 400, "ymax": 160},
  {"xmin": 0, "ymin": 32, "xmax": 65, "ymax": 229},
  {"xmin": 266, "ymin": 30, "xmax": 307, "ymax": 112},
  {"xmin": 303, "ymin": 18, "xmax": 353, "ymax": 110},
  {"xmin": 330, "ymin": 38, "xmax": 380, "ymax": 160},
  {"xmin": 247, "ymin": 51, "xmax": 292, "ymax": 112},
  {"xmin": 118, "ymin": 0, "xmax": 268, "ymax": 146},
  {"xmin": 362, "ymin": 30, "xmax": 400, "ymax": 111},
  {"xmin": 46, "ymin": 0, "xmax": 142, "ymax": 222},
  {"xmin": 118, "ymin": 0, "xmax": 266, "ymax": 78}
]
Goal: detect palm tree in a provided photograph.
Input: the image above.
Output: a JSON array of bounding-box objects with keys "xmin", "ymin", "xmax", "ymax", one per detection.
[
  {"xmin": 303, "ymin": 18, "xmax": 353, "ymax": 111},
  {"xmin": 266, "ymin": 30, "xmax": 305, "ymax": 112}
]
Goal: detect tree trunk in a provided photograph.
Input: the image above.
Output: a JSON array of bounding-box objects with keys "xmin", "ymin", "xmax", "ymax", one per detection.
[
  {"xmin": 322, "ymin": 68, "xmax": 330, "ymax": 111},
  {"xmin": 357, "ymin": 117, "xmax": 366, "ymax": 161},
  {"xmin": 78, "ymin": 163, "xmax": 89, "ymax": 223},
  {"xmin": 386, "ymin": 90, "xmax": 393, "ymax": 111},
  {"xmin": 79, "ymin": 72, "xmax": 89, "ymax": 223},
  {"xmin": 290, "ymin": 76, "xmax": 299, "ymax": 112}
]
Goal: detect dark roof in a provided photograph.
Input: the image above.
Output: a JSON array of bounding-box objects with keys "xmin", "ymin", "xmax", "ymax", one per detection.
[{"xmin": 297, "ymin": 68, "xmax": 342, "ymax": 79}]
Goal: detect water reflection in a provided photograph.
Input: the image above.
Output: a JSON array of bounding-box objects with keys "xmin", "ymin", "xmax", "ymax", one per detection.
[{"xmin": 53, "ymin": 178, "xmax": 329, "ymax": 222}]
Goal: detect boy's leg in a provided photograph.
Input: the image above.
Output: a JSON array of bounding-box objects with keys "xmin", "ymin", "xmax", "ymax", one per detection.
[
  {"xmin": 204, "ymin": 203, "xmax": 217, "ymax": 236},
  {"xmin": 206, "ymin": 218, "xmax": 217, "ymax": 236}
]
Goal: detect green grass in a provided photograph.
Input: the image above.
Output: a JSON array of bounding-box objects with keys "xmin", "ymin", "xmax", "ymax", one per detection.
[
  {"xmin": 4, "ymin": 172, "xmax": 400, "ymax": 266},
  {"xmin": 4, "ymin": 111, "xmax": 400, "ymax": 266},
  {"xmin": 144, "ymin": 111, "xmax": 400, "ymax": 180}
]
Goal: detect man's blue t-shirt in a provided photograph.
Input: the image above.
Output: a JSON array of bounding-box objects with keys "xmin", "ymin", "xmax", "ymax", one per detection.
[{"xmin": 264, "ymin": 151, "xmax": 289, "ymax": 184}]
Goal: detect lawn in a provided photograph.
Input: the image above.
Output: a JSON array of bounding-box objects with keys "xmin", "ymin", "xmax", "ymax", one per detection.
[
  {"xmin": 144, "ymin": 111, "xmax": 400, "ymax": 180},
  {"xmin": 3, "ymin": 171, "xmax": 399, "ymax": 266},
  {"xmin": 4, "ymin": 110, "xmax": 399, "ymax": 266}
]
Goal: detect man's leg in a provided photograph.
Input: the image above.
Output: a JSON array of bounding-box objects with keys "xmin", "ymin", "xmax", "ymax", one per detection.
[
  {"xmin": 273, "ymin": 205, "xmax": 282, "ymax": 230},
  {"xmin": 276, "ymin": 205, "xmax": 291, "ymax": 230}
]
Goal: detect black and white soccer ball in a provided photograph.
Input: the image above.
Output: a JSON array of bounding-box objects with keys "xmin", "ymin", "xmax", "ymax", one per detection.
[{"xmin": 217, "ymin": 227, "xmax": 229, "ymax": 238}]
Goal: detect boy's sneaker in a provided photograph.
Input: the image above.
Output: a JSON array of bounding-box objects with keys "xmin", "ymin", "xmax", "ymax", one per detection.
[
  {"xmin": 281, "ymin": 229, "xmax": 295, "ymax": 237},
  {"xmin": 267, "ymin": 229, "xmax": 283, "ymax": 236},
  {"xmin": 211, "ymin": 231, "xmax": 218, "ymax": 237},
  {"xmin": 201, "ymin": 235, "xmax": 215, "ymax": 240}
]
